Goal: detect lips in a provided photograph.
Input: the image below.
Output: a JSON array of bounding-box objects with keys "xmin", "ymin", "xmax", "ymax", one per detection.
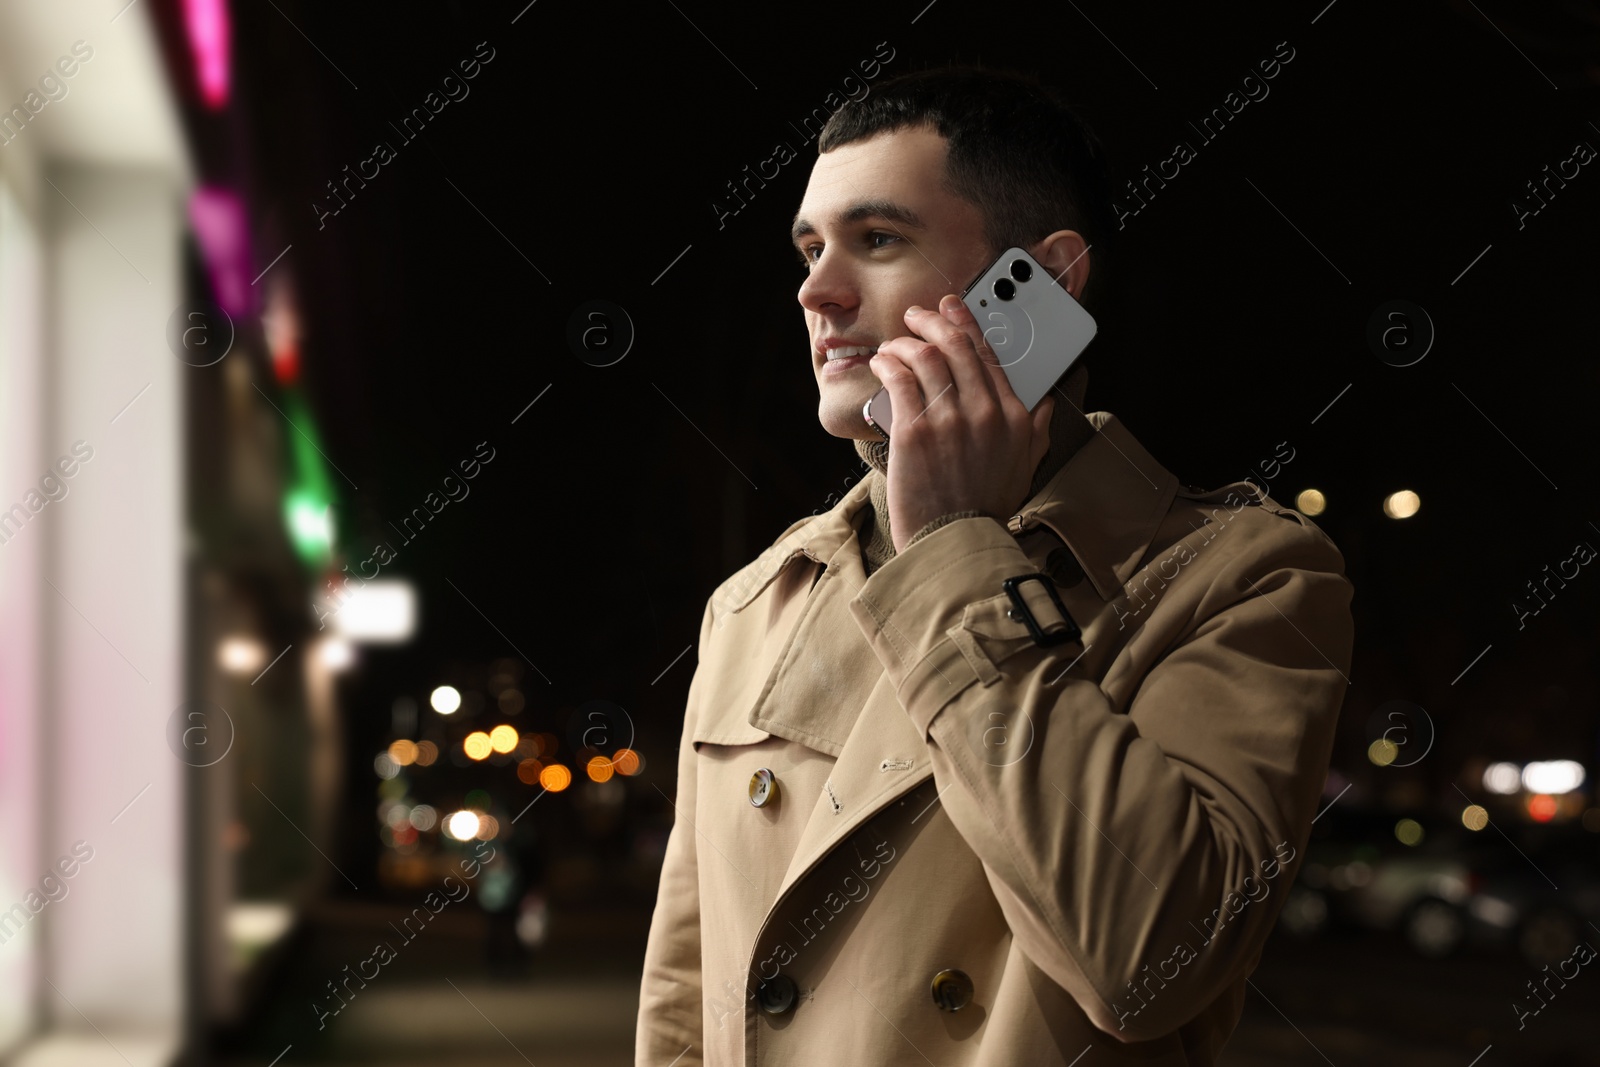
[{"xmin": 826, "ymin": 344, "xmax": 879, "ymax": 361}]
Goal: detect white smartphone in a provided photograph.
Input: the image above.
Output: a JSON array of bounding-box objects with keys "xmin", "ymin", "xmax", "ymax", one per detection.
[{"xmin": 861, "ymin": 246, "xmax": 1097, "ymax": 440}]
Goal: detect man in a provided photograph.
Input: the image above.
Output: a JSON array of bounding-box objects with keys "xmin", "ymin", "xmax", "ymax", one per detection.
[{"xmin": 637, "ymin": 67, "xmax": 1353, "ymax": 1067}]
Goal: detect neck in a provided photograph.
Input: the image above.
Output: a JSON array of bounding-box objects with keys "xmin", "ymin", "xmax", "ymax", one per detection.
[{"xmin": 852, "ymin": 369, "xmax": 1096, "ymax": 574}]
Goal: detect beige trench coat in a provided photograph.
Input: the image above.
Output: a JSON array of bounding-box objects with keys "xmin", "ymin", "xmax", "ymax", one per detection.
[{"xmin": 636, "ymin": 410, "xmax": 1354, "ymax": 1067}]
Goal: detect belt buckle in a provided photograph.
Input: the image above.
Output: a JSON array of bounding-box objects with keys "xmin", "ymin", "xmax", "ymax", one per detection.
[{"xmin": 1002, "ymin": 572, "xmax": 1081, "ymax": 648}]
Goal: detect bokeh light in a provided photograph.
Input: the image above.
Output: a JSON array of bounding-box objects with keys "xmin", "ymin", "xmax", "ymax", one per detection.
[
  {"xmin": 498, "ymin": 689, "xmax": 525, "ymax": 715},
  {"xmin": 415, "ymin": 740, "xmax": 438, "ymax": 766},
  {"xmin": 409, "ymin": 804, "xmax": 437, "ymax": 831},
  {"xmin": 587, "ymin": 755, "xmax": 614, "ymax": 783},
  {"xmin": 388, "ymin": 739, "xmax": 417, "ymax": 766},
  {"xmin": 1522, "ymin": 760, "xmax": 1585, "ymax": 794},
  {"xmin": 1482, "ymin": 762, "xmax": 1522, "ymax": 794},
  {"xmin": 612, "ymin": 748, "xmax": 641, "ymax": 776},
  {"xmin": 431, "ymin": 685, "xmax": 462, "ymax": 714},
  {"xmin": 1295, "ymin": 489, "xmax": 1325, "ymax": 517},
  {"xmin": 1367, "ymin": 738, "xmax": 1397, "ymax": 766},
  {"xmin": 373, "ymin": 753, "xmax": 399, "ymax": 780},
  {"xmin": 463, "ymin": 731, "xmax": 492, "ymax": 761},
  {"xmin": 1460, "ymin": 804, "xmax": 1488, "ymax": 831},
  {"xmin": 517, "ymin": 758, "xmax": 544, "ymax": 785},
  {"xmin": 218, "ymin": 636, "xmax": 266, "ymax": 673},
  {"xmin": 489, "ymin": 724, "xmax": 519, "ymax": 754},
  {"xmin": 539, "ymin": 763, "xmax": 572, "ymax": 792},
  {"xmin": 1394, "ymin": 818, "xmax": 1424, "ymax": 846},
  {"xmin": 319, "ymin": 637, "xmax": 355, "ymax": 670},
  {"xmin": 1383, "ymin": 490, "xmax": 1420, "ymax": 519},
  {"xmin": 445, "ymin": 810, "xmax": 481, "ymax": 840},
  {"xmin": 474, "ymin": 814, "xmax": 500, "ymax": 840},
  {"xmin": 1527, "ymin": 793, "xmax": 1558, "ymax": 822}
]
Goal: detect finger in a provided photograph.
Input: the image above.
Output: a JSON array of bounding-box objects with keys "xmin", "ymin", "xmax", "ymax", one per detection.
[
  {"xmin": 1031, "ymin": 395, "xmax": 1055, "ymax": 468},
  {"xmin": 880, "ymin": 311, "xmax": 958, "ymax": 426},
  {"xmin": 905, "ymin": 297, "xmax": 998, "ymax": 409},
  {"xmin": 940, "ymin": 294, "xmax": 1026, "ymax": 413},
  {"xmin": 866, "ymin": 349, "xmax": 924, "ymax": 438}
]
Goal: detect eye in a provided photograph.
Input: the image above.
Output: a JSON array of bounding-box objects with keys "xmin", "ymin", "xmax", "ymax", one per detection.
[{"xmin": 796, "ymin": 231, "xmax": 902, "ymax": 270}]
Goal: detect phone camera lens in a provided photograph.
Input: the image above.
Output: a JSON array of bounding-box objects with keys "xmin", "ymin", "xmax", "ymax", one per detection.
[
  {"xmin": 993, "ymin": 278, "xmax": 1016, "ymax": 301},
  {"xmin": 1009, "ymin": 259, "xmax": 1032, "ymax": 282}
]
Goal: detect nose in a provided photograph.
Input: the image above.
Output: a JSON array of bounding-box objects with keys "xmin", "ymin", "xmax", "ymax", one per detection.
[{"xmin": 797, "ymin": 252, "xmax": 857, "ymax": 317}]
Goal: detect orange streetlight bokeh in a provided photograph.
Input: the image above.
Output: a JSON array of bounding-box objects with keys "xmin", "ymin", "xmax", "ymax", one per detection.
[
  {"xmin": 489, "ymin": 724, "xmax": 519, "ymax": 754},
  {"xmin": 463, "ymin": 731, "xmax": 492, "ymax": 761}
]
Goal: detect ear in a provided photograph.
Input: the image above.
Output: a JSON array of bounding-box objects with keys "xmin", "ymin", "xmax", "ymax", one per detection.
[{"xmin": 1029, "ymin": 230, "xmax": 1091, "ymax": 301}]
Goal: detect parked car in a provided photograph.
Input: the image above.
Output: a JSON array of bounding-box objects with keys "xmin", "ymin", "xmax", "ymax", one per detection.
[
  {"xmin": 1459, "ymin": 822, "xmax": 1600, "ymax": 966},
  {"xmin": 1277, "ymin": 803, "xmax": 1600, "ymax": 966},
  {"xmin": 1278, "ymin": 806, "xmax": 1476, "ymax": 956}
]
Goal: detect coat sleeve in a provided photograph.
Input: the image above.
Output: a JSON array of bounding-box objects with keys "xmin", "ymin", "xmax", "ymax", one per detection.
[
  {"xmin": 845, "ymin": 514, "xmax": 1353, "ymax": 1043},
  {"xmin": 635, "ymin": 598, "xmax": 714, "ymax": 1066}
]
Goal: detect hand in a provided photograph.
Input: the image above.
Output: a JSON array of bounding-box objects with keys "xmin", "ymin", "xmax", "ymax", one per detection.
[{"xmin": 868, "ymin": 293, "xmax": 1054, "ymax": 553}]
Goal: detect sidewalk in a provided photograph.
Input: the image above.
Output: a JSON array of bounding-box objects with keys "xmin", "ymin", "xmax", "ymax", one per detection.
[{"xmin": 214, "ymin": 900, "xmax": 646, "ymax": 1066}]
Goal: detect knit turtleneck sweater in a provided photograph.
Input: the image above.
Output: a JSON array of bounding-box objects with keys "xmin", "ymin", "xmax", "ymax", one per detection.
[{"xmin": 852, "ymin": 365, "xmax": 1095, "ymax": 576}]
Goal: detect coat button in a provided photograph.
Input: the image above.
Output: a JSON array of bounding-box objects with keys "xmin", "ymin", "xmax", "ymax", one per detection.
[
  {"xmin": 756, "ymin": 973, "xmax": 797, "ymax": 1015},
  {"xmin": 930, "ymin": 968, "xmax": 974, "ymax": 1012},
  {"xmin": 749, "ymin": 768, "xmax": 779, "ymax": 808}
]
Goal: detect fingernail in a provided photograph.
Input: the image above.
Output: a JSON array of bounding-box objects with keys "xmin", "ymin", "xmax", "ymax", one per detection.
[{"xmin": 906, "ymin": 305, "xmax": 923, "ymax": 314}]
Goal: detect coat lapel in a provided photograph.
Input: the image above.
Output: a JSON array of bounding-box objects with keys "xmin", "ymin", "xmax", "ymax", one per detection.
[
  {"xmin": 744, "ymin": 528, "xmax": 884, "ymax": 758},
  {"xmin": 770, "ymin": 667, "xmax": 936, "ymax": 902},
  {"xmin": 738, "ymin": 475, "xmax": 941, "ymax": 903}
]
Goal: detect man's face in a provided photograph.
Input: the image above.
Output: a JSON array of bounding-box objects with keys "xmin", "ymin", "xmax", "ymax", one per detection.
[{"xmin": 792, "ymin": 125, "xmax": 994, "ymax": 441}]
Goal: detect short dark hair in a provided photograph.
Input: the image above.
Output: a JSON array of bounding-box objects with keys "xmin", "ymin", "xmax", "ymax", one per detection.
[{"xmin": 817, "ymin": 66, "xmax": 1116, "ymax": 314}]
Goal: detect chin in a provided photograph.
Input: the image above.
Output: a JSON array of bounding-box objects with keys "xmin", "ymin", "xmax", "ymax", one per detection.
[{"xmin": 817, "ymin": 390, "xmax": 878, "ymax": 441}]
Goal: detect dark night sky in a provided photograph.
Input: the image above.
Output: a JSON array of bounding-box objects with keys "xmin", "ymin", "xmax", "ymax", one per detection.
[{"xmin": 185, "ymin": 0, "xmax": 1600, "ymax": 845}]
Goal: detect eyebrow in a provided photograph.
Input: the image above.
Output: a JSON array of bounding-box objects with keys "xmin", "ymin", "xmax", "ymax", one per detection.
[{"xmin": 789, "ymin": 198, "xmax": 927, "ymax": 248}]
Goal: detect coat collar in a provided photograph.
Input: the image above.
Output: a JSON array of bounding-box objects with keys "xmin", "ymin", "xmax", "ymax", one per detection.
[
  {"xmin": 715, "ymin": 471, "xmax": 876, "ymax": 618},
  {"xmin": 721, "ymin": 409, "xmax": 1178, "ymax": 616},
  {"xmin": 1006, "ymin": 409, "xmax": 1180, "ymax": 602}
]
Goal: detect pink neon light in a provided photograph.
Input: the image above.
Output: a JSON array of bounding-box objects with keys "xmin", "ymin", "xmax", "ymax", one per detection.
[
  {"xmin": 183, "ymin": 0, "xmax": 232, "ymax": 110},
  {"xmin": 188, "ymin": 186, "xmax": 253, "ymax": 318}
]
